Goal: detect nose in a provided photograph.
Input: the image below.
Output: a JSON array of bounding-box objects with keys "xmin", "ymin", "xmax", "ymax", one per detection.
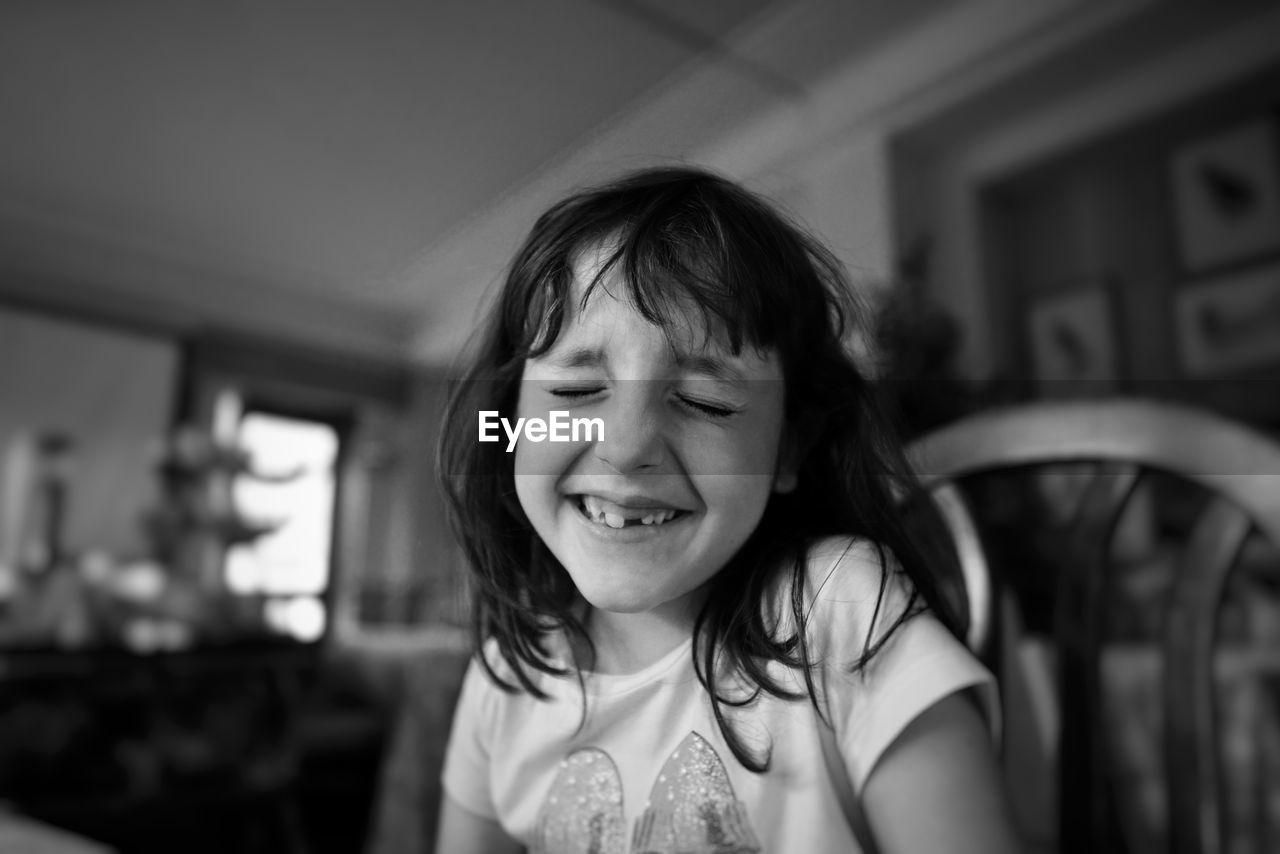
[{"xmin": 592, "ymin": 383, "xmax": 667, "ymax": 472}]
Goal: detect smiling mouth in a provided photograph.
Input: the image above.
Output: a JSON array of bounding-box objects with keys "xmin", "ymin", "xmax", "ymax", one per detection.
[{"xmin": 573, "ymin": 494, "xmax": 690, "ymax": 529}]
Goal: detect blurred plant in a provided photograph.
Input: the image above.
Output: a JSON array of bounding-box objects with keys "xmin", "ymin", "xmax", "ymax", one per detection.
[
  {"xmin": 143, "ymin": 424, "xmax": 287, "ymax": 589},
  {"xmin": 0, "ymin": 425, "xmax": 288, "ymax": 652},
  {"xmin": 873, "ymin": 235, "xmax": 980, "ymax": 438}
]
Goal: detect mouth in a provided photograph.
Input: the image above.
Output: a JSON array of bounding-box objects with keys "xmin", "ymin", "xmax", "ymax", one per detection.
[{"xmin": 572, "ymin": 494, "xmax": 691, "ymax": 530}]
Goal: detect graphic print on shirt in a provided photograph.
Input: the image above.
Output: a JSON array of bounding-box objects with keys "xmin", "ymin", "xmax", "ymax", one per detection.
[
  {"xmin": 533, "ymin": 747, "xmax": 627, "ymax": 854},
  {"xmin": 532, "ymin": 731, "xmax": 762, "ymax": 854}
]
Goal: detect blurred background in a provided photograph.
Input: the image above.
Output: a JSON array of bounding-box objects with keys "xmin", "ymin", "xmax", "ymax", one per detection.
[{"xmin": 1, "ymin": 1, "xmax": 1279, "ymax": 852}]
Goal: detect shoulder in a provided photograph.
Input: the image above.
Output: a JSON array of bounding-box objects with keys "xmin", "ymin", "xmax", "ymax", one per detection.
[
  {"xmin": 790, "ymin": 541, "xmax": 1000, "ymax": 790},
  {"xmin": 804, "ymin": 535, "xmax": 900, "ymax": 604},
  {"xmin": 454, "ymin": 642, "xmax": 506, "ymax": 719},
  {"xmin": 771, "ymin": 536, "xmax": 915, "ymax": 651},
  {"xmin": 450, "ymin": 639, "xmax": 552, "ymax": 749},
  {"xmin": 464, "ymin": 634, "xmax": 577, "ymax": 704},
  {"xmin": 458, "ymin": 639, "xmax": 540, "ymax": 705}
]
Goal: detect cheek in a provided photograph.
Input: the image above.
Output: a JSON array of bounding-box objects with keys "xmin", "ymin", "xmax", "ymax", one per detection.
[
  {"xmin": 513, "ymin": 449, "xmax": 561, "ymax": 528},
  {"xmin": 512, "ymin": 471, "xmax": 543, "ymax": 530},
  {"xmin": 688, "ymin": 413, "xmax": 788, "ymax": 520},
  {"xmin": 696, "ymin": 415, "xmax": 787, "ymax": 478},
  {"xmin": 697, "ymin": 473, "xmax": 776, "ymax": 520},
  {"xmin": 512, "ymin": 431, "xmax": 581, "ymax": 482}
]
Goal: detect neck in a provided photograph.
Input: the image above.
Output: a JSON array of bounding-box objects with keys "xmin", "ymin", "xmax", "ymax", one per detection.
[{"xmin": 582, "ymin": 589, "xmax": 708, "ymax": 675}]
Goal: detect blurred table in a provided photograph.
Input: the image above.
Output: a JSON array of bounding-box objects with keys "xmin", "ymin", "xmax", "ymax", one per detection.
[{"xmin": 0, "ymin": 645, "xmax": 316, "ymax": 853}]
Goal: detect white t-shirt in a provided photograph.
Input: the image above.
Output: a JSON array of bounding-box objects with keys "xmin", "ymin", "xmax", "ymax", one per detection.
[{"xmin": 441, "ymin": 537, "xmax": 996, "ymax": 854}]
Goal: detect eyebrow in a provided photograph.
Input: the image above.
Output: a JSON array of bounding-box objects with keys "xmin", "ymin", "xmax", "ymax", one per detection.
[
  {"xmin": 674, "ymin": 353, "xmax": 749, "ymax": 386},
  {"xmin": 542, "ymin": 346, "xmax": 749, "ymax": 386},
  {"xmin": 546, "ymin": 347, "xmax": 606, "ymax": 370}
]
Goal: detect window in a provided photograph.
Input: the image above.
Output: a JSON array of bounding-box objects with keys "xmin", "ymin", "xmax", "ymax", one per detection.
[
  {"xmin": 180, "ymin": 331, "xmax": 434, "ymax": 644},
  {"xmin": 225, "ymin": 408, "xmax": 342, "ymax": 643}
]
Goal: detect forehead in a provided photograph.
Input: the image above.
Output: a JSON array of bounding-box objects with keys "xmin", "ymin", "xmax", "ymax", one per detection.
[
  {"xmin": 562, "ymin": 243, "xmax": 712, "ymax": 348},
  {"xmin": 532, "ymin": 246, "xmax": 781, "ymax": 380}
]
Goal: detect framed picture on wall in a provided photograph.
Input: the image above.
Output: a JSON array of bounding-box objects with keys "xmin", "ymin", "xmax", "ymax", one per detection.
[
  {"xmin": 1174, "ymin": 261, "xmax": 1280, "ymax": 376},
  {"xmin": 1027, "ymin": 283, "xmax": 1120, "ymax": 396},
  {"xmin": 1170, "ymin": 117, "xmax": 1280, "ymax": 273}
]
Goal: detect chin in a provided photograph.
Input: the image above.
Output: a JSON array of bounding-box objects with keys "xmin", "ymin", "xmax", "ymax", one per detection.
[
  {"xmin": 575, "ymin": 583, "xmax": 656, "ymax": 615},
  {"xmin": 565, "ymin": 569, "xmax": 670, "ymax": 615}
]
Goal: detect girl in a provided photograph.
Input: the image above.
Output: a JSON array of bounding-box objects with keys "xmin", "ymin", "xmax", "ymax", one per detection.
[{"xmin": 436, "ymin": 167, "xmax": 1018, "ymax": 853}]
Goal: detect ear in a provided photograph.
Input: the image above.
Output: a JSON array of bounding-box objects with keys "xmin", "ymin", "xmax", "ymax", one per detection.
[{"xmin": 773, "ymin": 429, "xmax": 800, "ymax": 494}]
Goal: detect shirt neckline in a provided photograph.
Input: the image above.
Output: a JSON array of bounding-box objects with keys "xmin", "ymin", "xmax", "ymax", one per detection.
[{"xmin": 550, "ymin": 634, "xmax": 695, "ymax": 697}]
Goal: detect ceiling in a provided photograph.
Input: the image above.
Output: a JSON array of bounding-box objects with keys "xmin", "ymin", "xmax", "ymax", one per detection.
[
  {"xmin": 3, "ymin": 0, "xmax": 1275, "ymax": 365},
  {"xmin": 0, "ymin": 0, "xmax": 954, "ymax": 362},
  {"xmin": 895, "ymin": 0, "xmax": 1280, "ymax": 159}
]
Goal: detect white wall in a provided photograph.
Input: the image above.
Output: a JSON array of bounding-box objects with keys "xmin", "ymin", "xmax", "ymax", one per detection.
[{"xmin": 0, "ymin": 306, "xmax": 178, "ymax": 560}]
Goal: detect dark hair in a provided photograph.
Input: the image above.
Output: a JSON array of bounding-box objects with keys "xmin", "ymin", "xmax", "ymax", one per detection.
[{"xmin": 438, "ymin": 166, "xmax": 965, "ymax": 771}]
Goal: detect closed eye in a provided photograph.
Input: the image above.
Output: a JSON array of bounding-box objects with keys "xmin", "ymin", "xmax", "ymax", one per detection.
[
  {"xmin": 549, "ymin": 386, "xmax": 605, "ymax": 400},
  {"xmin": 676, "ymin": 395, "xmax": 739, "ymax": 419}
]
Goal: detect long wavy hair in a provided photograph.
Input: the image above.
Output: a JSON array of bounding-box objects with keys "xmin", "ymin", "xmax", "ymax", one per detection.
[{"xmin": 437, "ymin": 166, "xmax": 965, "ymax": 771}]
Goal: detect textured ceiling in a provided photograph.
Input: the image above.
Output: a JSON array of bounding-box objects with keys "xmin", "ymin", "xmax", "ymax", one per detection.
[
  {"xmin": 0, "ymin": 1, "xmax": 762, "ymax": 300},
  {"xmin": 23, "ymin": 1, "xmax": 1270, "ymax": 364},
  {"xmin": 0, "ymin": 0, "xmax": 962, "ymax": 359}
]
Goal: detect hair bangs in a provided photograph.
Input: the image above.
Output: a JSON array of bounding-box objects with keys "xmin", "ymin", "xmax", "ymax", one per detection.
[
  {"xmin": 519, "ymin": 262, "xmax": 572, "ymax": 359},
  {"xmin": 515, "ymin": 195, "xmax": 796, "ymax": 362}
]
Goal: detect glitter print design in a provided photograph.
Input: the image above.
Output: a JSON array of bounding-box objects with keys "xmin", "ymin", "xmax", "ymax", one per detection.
[
  {"xmin": 533, "ymin": 748, "xmax": 627, "ymax": 854},
  {"xmin": 632, "ymin": 731, "xmax": 761, "ymax": 854},
  {"xmin": 533, "ymin": 732, "xmax": 761, "ymax": 854}
]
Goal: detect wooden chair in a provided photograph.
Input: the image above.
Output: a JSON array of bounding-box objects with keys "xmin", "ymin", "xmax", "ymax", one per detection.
[{"xmin": 908, "ymin": 398, "xmax": 1280, "ymax": 854}]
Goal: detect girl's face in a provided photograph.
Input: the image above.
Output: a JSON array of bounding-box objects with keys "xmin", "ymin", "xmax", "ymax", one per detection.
[{"xmin": 513, "ymin": 250, "xmax": 796, "ymax": 624}]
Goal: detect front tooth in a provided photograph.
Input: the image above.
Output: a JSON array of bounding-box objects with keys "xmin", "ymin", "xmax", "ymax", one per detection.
[{"xmin": 603, "ymin": 512, "xmax": 625, "ymax": 529}]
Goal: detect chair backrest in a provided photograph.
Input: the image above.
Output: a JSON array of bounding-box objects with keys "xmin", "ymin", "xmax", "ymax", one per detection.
[{"xmin": 908, "ymin": 398, "xmax": 1280, "ymax": 854}]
